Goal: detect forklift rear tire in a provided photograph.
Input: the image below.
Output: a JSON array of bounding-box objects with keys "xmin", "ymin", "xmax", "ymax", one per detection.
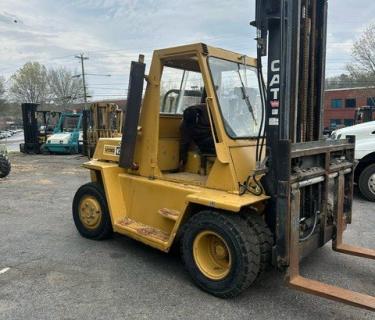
[
  {"xmin": 181, "ymin": 211, "xmax": 261, "ymax": 298},
  {"xmin": 358, "ymin": 164, "xmax": 375, "ymax": 201},
  {"xmin": 72, "ymin": 182, "xmax": 113, "ymax": 240},
  {"xmin": 0, "ymin": 154, "xmax": 11, "ymax": 178}
]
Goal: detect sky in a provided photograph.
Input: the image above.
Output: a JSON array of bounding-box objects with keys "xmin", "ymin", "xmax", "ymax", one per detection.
[{"xmin": 1, "ymin": 0, "xmax": 375, "ymax": 101}]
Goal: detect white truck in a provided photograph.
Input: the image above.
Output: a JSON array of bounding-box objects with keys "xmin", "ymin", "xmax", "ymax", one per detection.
[{"xmin": 331, "ymin": 121, "xmax": 375, "ymax": 201}]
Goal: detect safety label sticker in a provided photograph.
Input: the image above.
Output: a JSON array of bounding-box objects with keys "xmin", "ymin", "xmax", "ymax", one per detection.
[
  {"xmin": 104, "ymin": 145, "xmax": 121, "ymax": 156},
  {"xmin": 269, "ymin": 118, "xmax": 279, "ymax": 126}
]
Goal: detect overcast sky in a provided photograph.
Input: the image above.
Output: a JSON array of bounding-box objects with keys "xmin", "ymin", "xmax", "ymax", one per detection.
[{"xmin": 1, "ymin": 0, "xmax": 375, "ymax": 101}]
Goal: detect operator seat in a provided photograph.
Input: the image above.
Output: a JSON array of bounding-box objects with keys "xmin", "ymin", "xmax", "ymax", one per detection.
[{"xmin": 179, "ymin": 103, "xmax": 216, "ymax": 172}]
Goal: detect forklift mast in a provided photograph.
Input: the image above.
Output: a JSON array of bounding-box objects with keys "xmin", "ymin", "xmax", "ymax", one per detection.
[
  {"xmin": 20, "ymin": 103, "xmax": 61, "ymax": 154},
  {"xmin": 256, "ymin": 0, "xmax": 329, "ymax": 252},
  {"xmin": 258, "ymin": 0, "xmax": 327, "ymax": 143},
  {"xmin": 255, "ymin": 0, "xmax": 374, "ymax": 310},
  {"xmin": 21, "ymin": 103, "xmax": 40, "ymax": 152},
  {"xmin": 256, "ymin": 0, "xmax": 327, "ymax": 205}
]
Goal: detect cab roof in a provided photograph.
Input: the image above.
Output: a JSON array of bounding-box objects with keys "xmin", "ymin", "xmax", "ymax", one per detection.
[{"xmin": 154, "ymin": 43, "xmax": 257, "ymax": 72}]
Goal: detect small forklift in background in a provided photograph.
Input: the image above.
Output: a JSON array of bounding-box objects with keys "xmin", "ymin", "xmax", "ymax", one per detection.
[
  {"xmin": 43, "ymin": 111, "xmax": 83, "ymax": 154},
  {"xmin": 82, "ymin": 102, "xmax": 123, "ymax": 158},
  {"xmin": 19, "ymin": 103, "xmax": 60, "ymax": 154},
  {"xmin": 72, "ymin": 0, "xmax": 374, "ymax": 310}
]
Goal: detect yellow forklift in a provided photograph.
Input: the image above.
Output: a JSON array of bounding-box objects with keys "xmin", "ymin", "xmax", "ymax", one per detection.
[
  {"xmin": 72, "ymin": 0, "xmax": 374, "ymax": 310},
  {"xmin": 82, "ymin": 102, "xmax": 123, "ymax": 158}
]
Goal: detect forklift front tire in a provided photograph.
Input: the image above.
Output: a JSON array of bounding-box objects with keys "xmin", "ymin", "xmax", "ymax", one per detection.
[
  {"xmin": 181, "ymin": 211, "xmax": 261, "ymax": 298},
  {"xmin": 240, "ymin": 213, "xmax": 273, "ymax": 275},
  {"xmin": 72, "ymin": 182, "xmax": 113, "ymax": 240}
]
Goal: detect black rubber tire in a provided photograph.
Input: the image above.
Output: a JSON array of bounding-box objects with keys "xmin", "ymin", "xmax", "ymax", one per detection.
[
  {"xmin": 0, "ymin": 153, "xmax": 11, "ymax": 178},
  {"xmin": 240, "ymin": 214, "xmax": 273, "ymax": 275},
  {"xmin": 359, "ymin": 164, "xmax": 375, "ymax": 201},
  {"xmin": 181, "ymin": 211, "xmax": 261, "ymax": 298},
  {"xmin": 72, "ymin": 182, "xmax": 113, "ymax": 240}
]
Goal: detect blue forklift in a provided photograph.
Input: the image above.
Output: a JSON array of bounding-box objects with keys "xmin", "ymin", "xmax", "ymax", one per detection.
[{"xmin": 43, "ymin": 112, "xmax": 83, "ymax": 154}]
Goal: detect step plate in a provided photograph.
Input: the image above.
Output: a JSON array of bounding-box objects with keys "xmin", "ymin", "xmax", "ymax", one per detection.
[{"xmin": 117, "ymin": 217, "xmax": 169, "ymax": 243}]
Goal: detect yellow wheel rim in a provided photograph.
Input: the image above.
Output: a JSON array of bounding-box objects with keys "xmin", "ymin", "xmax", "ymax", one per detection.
[
  {"xmin": 78, "ymin": 196, "xmax": 102, "ymax": 230},
  {"xmin": 193, "ymin": 230, "xmax": 232, "ymax": 280}
]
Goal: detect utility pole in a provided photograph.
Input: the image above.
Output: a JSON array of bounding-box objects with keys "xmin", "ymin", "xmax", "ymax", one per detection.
[{"xmin": 75, "ymin": 53, "xmax": 89, "ymax": 107}]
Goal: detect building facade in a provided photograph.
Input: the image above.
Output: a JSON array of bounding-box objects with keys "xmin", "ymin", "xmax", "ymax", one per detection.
[{"xmin": 323, "ymin": 87, "xmax": 375, "ymax": 130}]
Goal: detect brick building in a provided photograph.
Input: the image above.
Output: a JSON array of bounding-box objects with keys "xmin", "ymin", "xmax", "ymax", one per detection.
[{"xmin": 323, "ymin": 87, "xmax": 375, "ymax": 130}]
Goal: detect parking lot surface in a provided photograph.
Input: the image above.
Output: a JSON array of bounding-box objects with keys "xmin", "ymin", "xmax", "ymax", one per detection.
[{"xmin": 0, "ymin": 154, "xmax": 373, "ymax": 320}]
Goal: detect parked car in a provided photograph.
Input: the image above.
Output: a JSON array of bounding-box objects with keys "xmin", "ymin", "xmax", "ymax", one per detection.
[
  {"xmin": 0, "ymin": 131, "xmax": 8, "ymax": 139},
  {"xmin": 331, "ymin": 121, "xmax": 375, "ymax": 201}
]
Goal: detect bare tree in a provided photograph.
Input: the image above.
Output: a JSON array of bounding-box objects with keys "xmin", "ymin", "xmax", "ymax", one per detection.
[
  {"xmin": 9, "ymin": 62, "xmax": 48, "ymax": 103},
  {"xmin": 347, "ymin": 24, "xmax": 375, "ymax": 85},
  {"xmin": 48, "ymin": 67, "xmax": 84, "ymax": 108}
]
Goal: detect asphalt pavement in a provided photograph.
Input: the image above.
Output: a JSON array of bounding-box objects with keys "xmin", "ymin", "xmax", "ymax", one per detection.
[{"xmin": 0, "ymin": 153, "xmax": 373, "ymax": 320}]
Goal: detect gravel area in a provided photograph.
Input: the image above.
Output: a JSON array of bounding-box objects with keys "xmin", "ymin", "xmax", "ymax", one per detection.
[{"xmin": 0, "ymin": 153, "xmax": 373, "ymax": 320}]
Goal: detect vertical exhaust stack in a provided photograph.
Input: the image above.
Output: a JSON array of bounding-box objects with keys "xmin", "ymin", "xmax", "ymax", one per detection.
[{"xmin": 119, "ymin": 54, "xmax": 146, "ymax": 169}]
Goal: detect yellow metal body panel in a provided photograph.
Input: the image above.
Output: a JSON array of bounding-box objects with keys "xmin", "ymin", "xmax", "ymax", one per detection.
[
  {"xmin": 93, "ymin": 138, "xmax": 121, "ymax": 162},
  {"xmin": 185, "ymin": 189, "xmax": 268, "ymax": 212},
  {"xmin": 83, "ymin": 43, "xmax": 269, "ymax": 252},
  {"xmin": 83, "ymin": 161, "xmax": 126, "ymax": 222},
  {"xmin": 84, "ymin": 159, "xmax": 269, "ymax": 252},
  {"xmin": 158, "ymin": 139, "xmax": 180, "ymax": 171}
]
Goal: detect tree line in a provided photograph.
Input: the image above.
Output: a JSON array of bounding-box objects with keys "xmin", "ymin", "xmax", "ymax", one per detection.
[
  {"xmin": 0, "ymin": 63, "xmax": 84, "ymax": 110},
  {"xmin": 1, "ymin": 24, "xmax": 375, "ymax": 111}
]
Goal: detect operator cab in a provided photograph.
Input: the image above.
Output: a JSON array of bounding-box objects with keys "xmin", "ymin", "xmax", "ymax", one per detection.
[
  {"xmin": 158, "ymin": 55, "xmax": 213, "ymax": 184},
  {"xmin": 157, "ymin": 49, "xmax": 262, "ymax": 187}
]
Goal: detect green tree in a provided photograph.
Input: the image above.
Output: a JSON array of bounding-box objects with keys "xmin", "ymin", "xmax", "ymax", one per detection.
[{"xmin": 9, "ymin": 62, "xmax": 48, "ymax": 103}]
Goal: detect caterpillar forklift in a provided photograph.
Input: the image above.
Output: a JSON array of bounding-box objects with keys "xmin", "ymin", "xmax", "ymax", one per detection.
[
  {"xmin": 82, "ymin": 102, "xmax": 123, "ymax": 158},
  {"xmin": 72, "ymin": 0, "xmax": 374, "ymax": 310}
]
